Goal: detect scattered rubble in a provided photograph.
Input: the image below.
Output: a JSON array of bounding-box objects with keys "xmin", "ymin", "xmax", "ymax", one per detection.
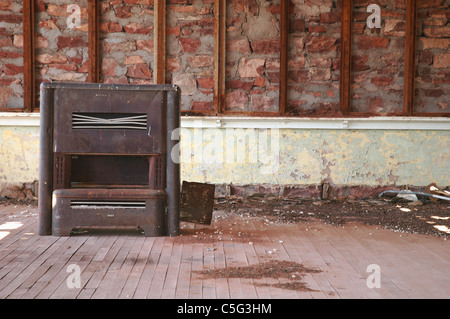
[
  {"xmin": 195, "ymin": 260, "xmax": 321, "ymax": 292},
  {"xmin": 214, "ymin": 195, "xmax": 450, "ymax": 238}
]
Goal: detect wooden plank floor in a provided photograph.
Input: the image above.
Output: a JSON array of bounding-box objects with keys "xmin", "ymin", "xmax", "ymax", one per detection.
[{"xmin": 0, "ymin": 203, "xmax": 449, "ymax": 299}]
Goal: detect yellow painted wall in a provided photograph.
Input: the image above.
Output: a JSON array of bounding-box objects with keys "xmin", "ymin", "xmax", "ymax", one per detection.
[
  {"xmin": 0, "ymin": 126, "xmax": 448, "ymax": 189},
  {"xmin": 0, "ymin": 127, "xmax": 40, "ymax": 184},
  {"xmin": 180, "ymin": 128, "xmax": 450, "ymax": 187}
]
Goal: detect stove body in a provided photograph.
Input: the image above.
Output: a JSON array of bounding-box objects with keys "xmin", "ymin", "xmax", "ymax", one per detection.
[{"xmin": 38, "ymin": 83, "xmax": 180, "ymax": 237}]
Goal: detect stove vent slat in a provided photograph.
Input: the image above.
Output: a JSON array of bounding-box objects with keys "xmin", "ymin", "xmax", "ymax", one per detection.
[
  {"xmin": 70, "ymin": 200, "xmax": 146, "ymax": 209},
  {"xmin": 72, "ymin": 113, "xmax": 147, "ymax": 130}
]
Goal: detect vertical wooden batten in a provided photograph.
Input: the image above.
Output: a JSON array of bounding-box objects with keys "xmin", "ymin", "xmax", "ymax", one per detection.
[
  {"xmin": 340, "ymin": 0, "xmax": 352, "ymax": 115},
  {"xmin": 404, "ymin": 0, "xmax": 417, "ymax": 116},
  {"xmin": 213, "ymin": 0, "xmax": 226, "ymax": 114},
  {"xmin": 88, "ymin": 0, "xmax": 100, "ymax": 83},
  {"xmin": 23, "ymin": 0, "xmax": 35, "ymax": 112},
  {"xmin": 279, "ymin": 0, "xmax": 288, "ymax": 115},
  {"xmin": 154, "ymin": 0, "xmax": 166, "ymax": 84}
]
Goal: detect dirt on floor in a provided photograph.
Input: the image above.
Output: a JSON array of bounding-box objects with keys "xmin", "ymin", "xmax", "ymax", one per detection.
[
  {"xmin": 213, "ymin": 194, "xmax": 450, "ymax": 238},
  {"xmin": 205, "ymin": 194, "xmax": 450, "ymax": 292},
  {"xmin": 195, "ymin": 260, "xmax": 322, "ymax": 292},
  {"xmin": 4, "ymin": 192, "xmax": 449, "ymax": 239}
]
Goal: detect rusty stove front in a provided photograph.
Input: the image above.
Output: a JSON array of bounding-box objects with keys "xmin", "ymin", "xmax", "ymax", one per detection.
[{"xmin": 38, "ymin": 83, "xmax": 180, "ymax": 237}]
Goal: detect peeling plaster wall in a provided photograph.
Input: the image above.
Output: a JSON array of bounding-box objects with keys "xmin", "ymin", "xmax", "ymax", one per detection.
[
  {"xmin": 0, "ymin": 126, "xmax": 39, "ymax": 198},
  {"xmin": 0, "ymin": 126, "xmax": 39, "ymax": 183},
  {"xmin": 180, "ymin": 128, "xmax": 450, "ymax": 188},
  {"xmin": 0, "ymin": 125, "xmax": 448, "ymax": 199}
]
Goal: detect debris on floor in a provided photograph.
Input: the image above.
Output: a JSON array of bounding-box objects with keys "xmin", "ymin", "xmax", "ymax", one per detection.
[
  {"xmin": 195, "ymin": 260, "xmax": 321, "ymax": 292},
  {"xmin": 213, "ymin": 194, "xmax": 450, "ymax": 238}
]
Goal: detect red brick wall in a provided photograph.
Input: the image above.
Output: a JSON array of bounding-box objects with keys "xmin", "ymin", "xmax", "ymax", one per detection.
[
  {"xmin": 35, "ymin": 0, "xmax": 89, "ymax": 109},
  {"xmin": 0, "ymin": 0, "xmax": 24, "ymax": 108},
  {"xmin": 350, "ymin": 0, "xmax": 406, "ymax": 114},
  {"xmin": 225, "ymin": 0, "xmax": 281, "ymax": 112},
  {"xmin": 287, "ymin": 0, "xmax": 341, "ymax": 115},
  {"xmin": 100, "ymin": 0, "xmax": 154, "ymax": 84},
  {"xmin": 167, "ymin": 0, "xmax": 215, "ymax": 112},
  {"xmin": 415, "ymin": 0, "xmax": 450, "ymax": 113},
  {"xmin": 0, "ymin": 0, "xmax": 448, "ymax": 114}
]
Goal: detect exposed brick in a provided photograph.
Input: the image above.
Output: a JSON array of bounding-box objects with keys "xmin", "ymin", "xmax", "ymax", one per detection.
[
  {"xmin": 103, "ymin": 41, "xmax": 137, "ymax": 54},
  {"xmin": 126, "ymin": 63, "xmax": 152, "ymax": 79},
  {"xmin": 352, "ymin": 55, "xmax": 370, "ymax": 72},
  {"xmin": 123, "ymin": 0, "xmax": 154, "ymax": 4},
  {"xmin": 166, "ymin": 57, "xmax": 181, "ymax": 72},
  {"xmin": 178, "ymin": 37, "xmax": 201, "ymax": 53},
  {"xmin": 100, "ymin": 22, "xmax": 123, "ymax": 33},
  {"xmin": 124, "ymin": 22, "xmax": 153, "ymax": 34},
  {"xmin": 192, "ymin": 101, "xmax": 213, "ymax": 111},
  {"xmin": 251, "ymin": 40, "xmax": 279, "ymax": 55},
  {"xmin": 36, "ymin": 53, "xmax": 68, "ymax": 64},
  {"xmin": 172, "ymin": 73, "xmax": 197, "ymax": 95},
  {"xmin": 0, "ymin": 0, "xmax": 12, "ymax": 11},
  {"xmin": 124, "ymin": 55, "xmax": 145, "ymax": 65},
  {"xmin": 226, "ymin": 38, "xmax": 251, "ymax": 54},
  {"xmin": 254, "ymin": 77, "xmax": 266, "ymax": 87},
  {"xmin": 305, "ymin": 36, "xmax": 338, "ymax": 53},
  {"xmin": 288, "ymin": 56, "xmax": 306, "ymax": 69},
  {"xmin": 419, "ymin": 38, "xmax": 450, "ymax": 50},
  {"xmin": 39, "ymin": 19, "xmax": 60, "ymax": 30},
  {"xmin": 238, "ymin": 58, "xmax": 265, "ymax": 78},
  {"xmin": 266, "ymin": 72, "xmax": 279, "ymax": 84},
  {"xmin": 290, "ymin": 19, "xmax": 306, "ymax": 32},
  {"xmin": 47, "ymin": 4, "xmax": 68, "ymax": 16},
  {"xmin": 225, "ymin": 91, "xmax": 248, "ymax": 110},
  {"xmin": 310, "ymin": 57, "xmax": 332, "ymax": 68},
  {"xmin": 423, "ymin": 88, "xmax": 445, "ymax": 97},
  {"xmin": 4, "ymin": 64, "xmax": 23, "ymax": 76},
  {"xmin": 102, "ymin": 58, "xmax": 119, "ymax": 77},
  {"xmin": 434, "ymin": 53, "xmax": 450, "ymax": 69},
  {"xmin": 49, "ymin": 64, "xmax": 78, "ymax": 71},
  {"xmin": 167, "ymin": 25, "xmax": 181, "ymax": 37},
  {"xmin": 0, "ymin": 37, "xmax": 13, "ymax": 50},
  {"xmin": 288, "ymin": 70, "xmax": 309, "ymax": 83},
  {"xmin": 319, "ymin": 12, "xmax": 340, "ymax": 24},
  {"xmin": 310, "ymin": 68, "xmax": 331, "ymax": 81},
  {"xmin": 189, "ymin": 55, "xmax": 213, "ymax": 68},
  {"xmin": 197, "ymin": 77, "xmax": 214, "ymax": 90},
  {"xmin": 0, "ymin": 14, "xmax": 22, "ymax": 23},
  {"xmin": 56, "ymin": 36, "xmax": 86, "ymax": 49},
  {"xmin": 309, "ymin": 25, "xmax": 327, "ymax": 33},
  {"xmin": 423, "ymin": 26, "xmax": 450, "ymax": 38},
  {"xmin": 357, "ymin": 36, "xmax": 390, "ymax": 50},
  {"xmin": 371, "ymin": 77, "xmax": 394, "ymax": 87},
  {"xmin": 136, "ymin": 39, "xmax": 153, "ymax": 53},
  {"xmin": 251, "ymin": 95, "xmax": 276, "ymax": 111},
  {"xmin": 226, "ymin": 80, "xmax": 254, "ymax": 91},
  {"xmin": 114, "ymin": 5, "xmax": 133, "ymax": 18}
]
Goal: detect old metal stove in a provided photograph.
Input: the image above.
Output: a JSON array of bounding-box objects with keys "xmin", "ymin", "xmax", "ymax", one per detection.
[{"xmin": 38, "ymin": 83, "xmax": 180, "ymax": 237}]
